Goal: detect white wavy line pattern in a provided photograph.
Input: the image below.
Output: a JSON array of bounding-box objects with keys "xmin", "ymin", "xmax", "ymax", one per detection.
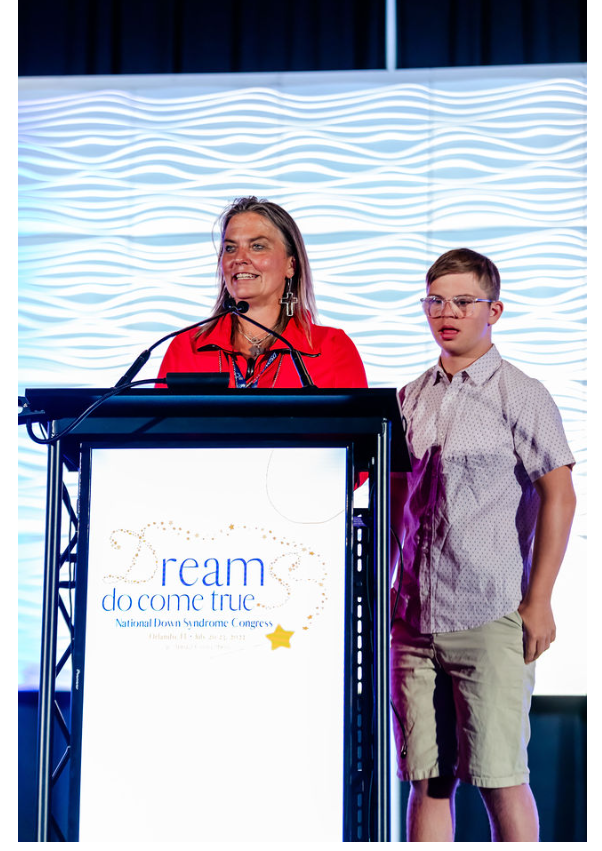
[{"xmin": 18, "ymin": 67, "xmax": 586, "ymax": 690}]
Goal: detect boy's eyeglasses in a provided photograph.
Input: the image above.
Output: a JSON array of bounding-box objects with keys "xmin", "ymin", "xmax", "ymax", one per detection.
[{"xmin": 420, "ymin": 296, "xmax": 493, "ymax": 318}]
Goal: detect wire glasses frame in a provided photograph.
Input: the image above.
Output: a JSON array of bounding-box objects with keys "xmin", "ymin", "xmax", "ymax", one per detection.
[{"xmin": 420, "ymin": 296, "xmax": 493, "ymax": 318}]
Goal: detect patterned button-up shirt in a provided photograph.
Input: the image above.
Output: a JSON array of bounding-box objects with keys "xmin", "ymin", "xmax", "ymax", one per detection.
[{"xmin": 393, "ymin": 345, "xmax": 575, "ymax": 633}]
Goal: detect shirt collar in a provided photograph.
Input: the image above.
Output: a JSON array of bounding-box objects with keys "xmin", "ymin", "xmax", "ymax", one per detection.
[
  {"xmin": 195, "ymin": 313, "xmax": 317, "ymax": 354},
  {"xmin": 194, "ymin": 313, "xmax": 237, "ymax": 353},
  {"xmin": 432, "ymin": 344, "xmax": 502, "ymax": 386}
]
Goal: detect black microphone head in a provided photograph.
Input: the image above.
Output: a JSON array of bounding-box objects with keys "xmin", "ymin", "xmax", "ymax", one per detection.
[{"xmin": 235, "ymin": 300, "xmax": 250, "ymax": 314}]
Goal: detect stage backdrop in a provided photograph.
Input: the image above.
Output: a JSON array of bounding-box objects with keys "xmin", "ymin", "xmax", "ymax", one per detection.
[{"xmin": 18, "ymin": 63, "xmax": 586, "ymax": 696}]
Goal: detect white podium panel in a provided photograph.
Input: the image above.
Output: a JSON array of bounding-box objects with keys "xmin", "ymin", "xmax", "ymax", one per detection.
[{"xmin": 74, "ymin": 446, "xmax": 348, "ymax": 841}]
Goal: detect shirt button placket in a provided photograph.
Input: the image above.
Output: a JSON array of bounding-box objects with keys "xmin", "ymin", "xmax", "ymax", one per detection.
[
  {"xmin": 438, "ymin": 378, "xmax": 462, "ymax": 447},
  {"xmin": 430, "ymin": 377, "xmax": 462, "ymax": 631}
]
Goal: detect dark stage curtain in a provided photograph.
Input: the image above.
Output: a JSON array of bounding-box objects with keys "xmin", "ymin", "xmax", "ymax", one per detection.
[
  {"xmin": 396, "ymin": 0, "xmax": 586, "ymax": 67},
  {"xmin": 17, "ymin": 0, "xmax": 386, "ymax": 75},
  {"xmin": 18, "ymin": 0, "xmax": 585, "ymax": 77}
]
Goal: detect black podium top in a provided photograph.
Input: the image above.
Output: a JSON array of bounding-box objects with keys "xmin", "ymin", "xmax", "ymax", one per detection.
[{"xmin": 24, "ymin": 386, "xmax": 411, "ymax": 473}]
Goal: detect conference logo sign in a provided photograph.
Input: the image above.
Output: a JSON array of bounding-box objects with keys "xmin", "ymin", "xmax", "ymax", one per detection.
[{"xmin": 97, "ymin": 518, "xmax": 332, "ymax": 654}]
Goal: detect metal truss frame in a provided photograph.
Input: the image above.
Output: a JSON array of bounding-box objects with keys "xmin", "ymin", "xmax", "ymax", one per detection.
[
  {"xmin": 35, "ymin": 440, "xmax": 78, "ymax": 842},
  {"xmin": 345, "ymin": 426, "xmax": 390, "ymax": 841}
]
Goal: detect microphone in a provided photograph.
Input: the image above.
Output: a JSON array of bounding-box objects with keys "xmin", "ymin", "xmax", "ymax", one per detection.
[
  {"xmin": 114, "ymin": 308, "xmax": 231, "ymax": 387},
  {"xmin": 115, "ymin": 298, "xmax": 316, "ymax": 389},
  {"xmin": 230, "ymin": 300, "xmax": 316, "ymax": 388}
]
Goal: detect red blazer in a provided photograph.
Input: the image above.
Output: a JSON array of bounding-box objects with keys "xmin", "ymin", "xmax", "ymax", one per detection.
[{"xmin": 157, "ymin": 314, "xmax": 368, "ymax": 390}]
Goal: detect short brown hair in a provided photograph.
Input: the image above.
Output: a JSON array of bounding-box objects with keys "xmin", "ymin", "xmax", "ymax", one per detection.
[{"xmin": 426, "ymin": 248, "xmax": 501, "ymax": 300}]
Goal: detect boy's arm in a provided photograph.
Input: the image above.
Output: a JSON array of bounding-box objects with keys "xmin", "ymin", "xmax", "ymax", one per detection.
[{"xmin": 518, "ymin": 464, "xmax": 576, "ymax": 664}]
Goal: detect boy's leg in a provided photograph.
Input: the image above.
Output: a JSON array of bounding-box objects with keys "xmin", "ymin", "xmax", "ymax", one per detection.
[
  {"xmin": 390, "ymin": 619, "xmax": 460, "ymax": 840},
  {"xmin": 478, "ymin": 784, "xmax": 539, "ymax": 841},
  {"xmin": 436, "ymin": 611, "xmax": 537, "ymax": 841},
  {"xmin": 407, "ymin": 776, "xmax": 459, "ymax": 841}
]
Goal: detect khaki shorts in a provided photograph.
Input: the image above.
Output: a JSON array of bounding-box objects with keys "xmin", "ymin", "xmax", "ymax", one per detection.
[{"xmin": 390, "ymin": 612, "xmax": 535, "ymax": 788}]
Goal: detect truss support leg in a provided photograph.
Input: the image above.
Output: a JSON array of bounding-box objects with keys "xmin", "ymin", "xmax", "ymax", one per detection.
[
  {"xmin": 36, "ymin": 439, "xmax": 63, "ymax": 842},
  {"xmin": 374, "ymin": 420, "xmax": 391, "ymax": 841}
]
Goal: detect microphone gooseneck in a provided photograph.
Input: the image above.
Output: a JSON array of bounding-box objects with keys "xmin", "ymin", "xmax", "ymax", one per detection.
[
  {"xmin": 24, "ymin": 298, "xmax": 317, "ymax": 446},
  {"xmin": 115, "ymin": 297, "xmax": 314, "ymax": 389},
  {"xmin": 114, "ymin": 307, "xmax": 231, "ymax": 388},
  {"xmin": 230, "ymin": 300, "xmax": 315, "ymax": 388}
]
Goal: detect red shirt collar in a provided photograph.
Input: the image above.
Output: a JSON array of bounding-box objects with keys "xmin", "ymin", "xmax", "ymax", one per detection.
[{"xmin": 195, "ymin": 313, "xmax": 318, "ymax": 355}]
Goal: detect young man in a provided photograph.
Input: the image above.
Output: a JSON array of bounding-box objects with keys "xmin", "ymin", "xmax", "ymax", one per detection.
[{"xmin": 390, "ymin": 248, "xmax": 576, "ymax": 842}]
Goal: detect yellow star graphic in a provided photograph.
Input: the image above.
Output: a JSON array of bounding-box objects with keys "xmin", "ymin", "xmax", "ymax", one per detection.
[{"xmin": 265, "ymin": 624, "xmax": 294, "ymax": 650}]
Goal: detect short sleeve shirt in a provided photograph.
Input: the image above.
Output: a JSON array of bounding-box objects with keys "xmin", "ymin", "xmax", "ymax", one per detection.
[{"xmin": 395, "ymin": 345, "xmax": 575, "ymax": 634}]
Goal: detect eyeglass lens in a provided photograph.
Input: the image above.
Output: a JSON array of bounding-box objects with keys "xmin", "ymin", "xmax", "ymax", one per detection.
[{"xmin": 424, "ymin": 297, "xmax": 475, "ymax": 317}]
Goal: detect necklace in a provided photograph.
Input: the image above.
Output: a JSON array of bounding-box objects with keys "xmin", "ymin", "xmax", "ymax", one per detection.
[
  {"xmin": 231, "ymin": 351, "xmax": 280, "ymax": 388},
  {"xmin": 239, "ymin": 329, "xmax": 273, "ymax": 358}
]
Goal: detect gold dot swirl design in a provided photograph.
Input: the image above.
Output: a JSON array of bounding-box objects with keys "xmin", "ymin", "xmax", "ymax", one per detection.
[{"xmin": 104, "ymin": 522, "xmax": 330, "ymax": 632}]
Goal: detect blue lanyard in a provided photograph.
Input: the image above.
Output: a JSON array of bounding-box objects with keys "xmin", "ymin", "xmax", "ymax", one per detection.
[{"xmin": 231, "ymin": 351, "xmax": 278, "ymax": 388}]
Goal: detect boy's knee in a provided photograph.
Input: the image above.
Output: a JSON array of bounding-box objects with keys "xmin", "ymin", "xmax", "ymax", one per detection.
[
  {"xmin": 478, "ymin": 783, "xmax": 535, "ymax": 812},
  {"xmin": 411, "ymin": 776, "xmax": 459, "ymax": 800}
]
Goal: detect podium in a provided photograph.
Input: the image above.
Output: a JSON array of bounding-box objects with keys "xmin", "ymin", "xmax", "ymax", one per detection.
[{"xmin": 24, "ymin": 385, "xmax": 409, "ymax": 842}]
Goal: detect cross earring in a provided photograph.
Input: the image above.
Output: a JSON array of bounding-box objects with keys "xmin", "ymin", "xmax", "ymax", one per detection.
[{"xmin": 280, "ymin": 278, "xmax": 298, "ymax": 317}]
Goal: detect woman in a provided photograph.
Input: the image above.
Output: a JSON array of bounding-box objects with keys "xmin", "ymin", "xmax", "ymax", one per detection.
[{"xmin": 157, "ymin": 196, "xmax": 367, "ymax": 389}]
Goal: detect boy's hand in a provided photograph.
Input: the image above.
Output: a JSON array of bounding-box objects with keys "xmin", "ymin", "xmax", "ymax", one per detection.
[
  {"xmin": 519, "ymin": 465, "xmax": 575, "ymax": 665},
  {"xmin": 517, "ymin": 599, "xmax": 556, "ymax": 663}
]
